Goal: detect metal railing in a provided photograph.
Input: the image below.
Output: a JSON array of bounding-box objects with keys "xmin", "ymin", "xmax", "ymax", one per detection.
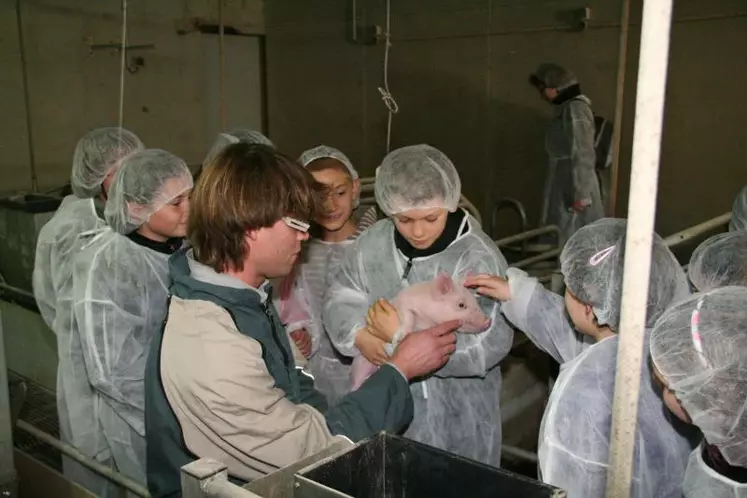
[
  {"xmin": 0, "ymin": 281, "xmax": 38, "ymax": 313},
  {"xmin": 663, "ymin": 212, "xmax": 731, "ymax": 248},
  {"xmin": 495, "ymin": 225, "xmax": 562, "ymax": 271},
  {"xmin": 490, "ymin": 198, "xmax": 528, "ymax": 241},
  {"xmin": 15, "ymin": 420, "xmax": 150, "ymax": 497}
]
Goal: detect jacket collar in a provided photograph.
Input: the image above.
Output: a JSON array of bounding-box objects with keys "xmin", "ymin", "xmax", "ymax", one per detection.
[{"xmin": 169, "ymin": 248, "xmax": 270, "ymax": 306}]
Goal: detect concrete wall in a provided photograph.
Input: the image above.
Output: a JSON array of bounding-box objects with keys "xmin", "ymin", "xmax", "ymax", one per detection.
[
  {"xmin": 1, "ymin": 0, "xmax": 265, "ymax": 194},
  {"xmin": 265, "ymin": 0, "xmax": 747, "ymax": 238}
]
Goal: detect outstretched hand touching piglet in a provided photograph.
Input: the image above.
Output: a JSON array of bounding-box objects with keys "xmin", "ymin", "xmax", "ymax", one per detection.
[{"xmin": 463, "ymin": 273, "xmax": 512, "ymax": 302}]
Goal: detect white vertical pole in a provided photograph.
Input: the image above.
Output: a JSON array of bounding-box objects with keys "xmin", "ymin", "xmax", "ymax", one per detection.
[{"xmin": 605, "ymin": 0, "xmax": 674, "ymax": 496}]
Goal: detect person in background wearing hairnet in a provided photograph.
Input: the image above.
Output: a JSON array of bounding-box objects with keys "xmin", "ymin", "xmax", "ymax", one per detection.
[
  {"xmin": 32, "ymin": 127, "xmax": 144, "ymax": 496},
  {"xmin": 530, "ymin": 63, "xmax": 604, "ymax": 244},
  {"xmin": 465, "ymin": 218, "xmax": 696, "ymax": 497},
  {"xmin": 72, "ymin": 149, "xmax": 193, "ymax": 486},
  {"xmin": 324, "ymin": 144, "xmax": 513, "ymax": 467},
  {"xmin": 688, "ymin": 231, "xmax": 747, "ymax": 292},
  {"xmin": 650, "ymin": 287, "xmax": 747, "ymax": 497},
  {"xmin": 195, "ymin": 128, "xmax": 273, "ymax": 180},
  {"xmin": 274, "ymin": 146, "xmax": 378, "ymax": 404},
  {"xmin": 729, "ymin": 186, "xmax": 747, "ymax": 232}
]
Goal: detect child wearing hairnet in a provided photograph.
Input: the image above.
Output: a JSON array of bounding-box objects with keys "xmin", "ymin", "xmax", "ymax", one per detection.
[
  {"xmin": 32, "ymin": 127, "xmax": 144, "ymax": 496},
  {"xmin": 72, "ymin": 149, "xmax": 193, "ymax": 487},
  {"xmin": 273, "ymin": 145, "xmax": 378, "ymax": 405},
  {"xmin": 650, "ymin": 287, "xmax": 747, "ymax": 497},
  {"xmin": 323, "ymin": 144, "xmax": 513, "ymax": 468},
  {"xmin": 687, "ymin": 231, "xmax": 747, "ymax": 292},
  {"xmin": 465, "ymin": 218, "xmax": 696, "ymax": 497}
]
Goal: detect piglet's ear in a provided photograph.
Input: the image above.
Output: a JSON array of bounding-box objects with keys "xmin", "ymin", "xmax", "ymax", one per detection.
[{"xmin": 434, "ymin": 272, "xmax": 455, "ymax": 295}]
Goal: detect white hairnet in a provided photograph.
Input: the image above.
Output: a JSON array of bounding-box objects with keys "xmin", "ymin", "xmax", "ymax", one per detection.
[
  {"xmin": 375, "ymin": 144, "xmax": 461, "ymax": 216},
  {"xmin": 202, "ymin": 129, "xmax": 273, "ymax": 168},
  {"xmin": 650, "ymin": 286, "xmax": 747, "ymax": 467},
  {"xmin": 530, "ymin": 63, "xmax": 578, "ymax": 91},
  {"xmin": 298, "ymin": 145, "xmax": 359, "ymax": 179},
  {"xmin": 689, "ymin": 232, "xmax": 747, "ymax": 292},
  {"xmin": 104, "ymin": 149, "xmax": 193, "ymax": 234},
  {"xmin": 730, "ymin": 186, "xmax": 747, "ymax": 232},
  {"xmin": 561, "ymin": 218, "xmax": 690, "ymax": 330},
  {"xmin": 71, "ymin": 127, "xmax": 144, "ymax": 198}
]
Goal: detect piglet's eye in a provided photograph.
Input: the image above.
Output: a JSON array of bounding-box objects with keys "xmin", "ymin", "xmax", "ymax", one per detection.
[{"xmin": 458, "ymin": 302, "xmax": 466, "ymax": 309}]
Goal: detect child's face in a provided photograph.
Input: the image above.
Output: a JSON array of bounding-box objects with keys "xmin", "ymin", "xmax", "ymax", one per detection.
[
  {"xmin": 310, "ymin": 163, "xmax": 359, "ymax": 233},
  {"xmin": 651, "ymin": 359, "xmax": 692, "ymax": 424},
  {"xmin": 137, "ymin": 181, "xmax": 191, "ymax": 241},
  {"xmin": 392, "ymin": 207, "xmax": 448, "ymax": 250}
]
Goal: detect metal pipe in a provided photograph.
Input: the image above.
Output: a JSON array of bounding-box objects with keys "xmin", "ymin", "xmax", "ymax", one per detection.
[
  {"xmin": 513, "ymin": 248, "xmax": 561, "ymax": 270},
  {"xmin": 89, "ymin": 43, "xmax": 155, "ymax": 51},
  {"xmin": 490, "ymin": 198, "xmax": 528, "ymax": 242},
  {"xmin": 608, "ymin": 0, "xmax": 631, "ymax": 216},
  {"xmin": 16, "ymin": 420, "xmax": 150, "ymax": 496},
  {"xmin": 118, "ymin": 0, "xmax": 128, "ymax": 130},
  {"xmin": 0, "ymin": 282, "xmax": 34, "ymax": 302},
  {"xmin": 495, "ymin": 225, "xmax": 559, "ymax": 248},
  {"xmin": 663, "ymin": 212, "xmax": 731, "ymax": 247},
  {"xmin": 605, "ymin": 0, "xmax": 673, "ymax": 496},
  {"xmin": 501, "ymin": 444, "xmax": 538, "ymax": 464},
  {"xmin": 459, "ymin": 195, "xmax": 483, "ymax": 227},
  {"xmin": 0, "ymin": 311, "xmax": 16, "ymax": 485},
  {"xmin": 16, "ymin": 0, "xmax": 38, "ymax": 192},
  {"xmin": 388, "ymin": 12, "xmax": 747, "ymax": 43},
  {"xmin": 218, "ymin": 0, "xmax": 226, "ymax": 130},
  {"xmin": 350, "ymin": 0, "xmax": 358, "ymax": 42},
  {"xmin": 0, "ymin": 282, "xmax": 39, "ymax": 313}
]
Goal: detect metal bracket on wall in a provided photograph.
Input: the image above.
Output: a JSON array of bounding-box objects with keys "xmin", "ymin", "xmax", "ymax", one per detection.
[
  {"xmin": 353, "ymin": 24, "xmax": 383, "ymax": 45},
  {"xmin": 573, "ymin": 7, "xmax": 592, "ymax": 31},
  {"xmin": 86, "ymin": 38, "xmax": 156, "ymax": 56},
  {"xmin": 347, "ymin": 0, "xmax": 382, "ymax": 45},
  {"xmin": 175, "ymin": 17, "xmax": 260, "ymax": 37},
  {"xmin": 86, "ymin": 38, "xmax": 154, "ymax": 73},
  {"xmin": 554, "ymin": 6, "xmax": 592, "ymax": 32}
]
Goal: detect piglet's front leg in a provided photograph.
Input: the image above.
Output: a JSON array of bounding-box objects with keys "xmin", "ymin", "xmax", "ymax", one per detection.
[{"xmin": 389, "ymin": 307, "xmax": 415, "ymax": 348}]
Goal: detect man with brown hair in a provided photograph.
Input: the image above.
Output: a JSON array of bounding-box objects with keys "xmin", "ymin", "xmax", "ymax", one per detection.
[{"xmin": 144, "ymin": 143, "xmax": 459, "ymax": 498}]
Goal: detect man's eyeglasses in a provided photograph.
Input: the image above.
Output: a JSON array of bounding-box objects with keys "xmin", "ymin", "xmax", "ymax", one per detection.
[{"xmin": 282, "ymin": 216, "xmax": 310, "ymax": 233}]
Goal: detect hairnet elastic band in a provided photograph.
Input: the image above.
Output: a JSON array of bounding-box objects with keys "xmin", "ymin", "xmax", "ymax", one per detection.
[
  {"xmin": 690, "ymin": 297, "xmax": 710, "ymax": 368},
  {"xmin": 589, "ymin": 245, "xmax": 616, "ymax": 266}
]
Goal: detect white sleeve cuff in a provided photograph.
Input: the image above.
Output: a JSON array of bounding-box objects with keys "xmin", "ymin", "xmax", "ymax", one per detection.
[
  {"xmin": 383, "ymin": 362, "xmax": 408, "ymax": 382},
  {"xmin": 286, "ymin": 320, "xmax": 312, "ymax": 334}
]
